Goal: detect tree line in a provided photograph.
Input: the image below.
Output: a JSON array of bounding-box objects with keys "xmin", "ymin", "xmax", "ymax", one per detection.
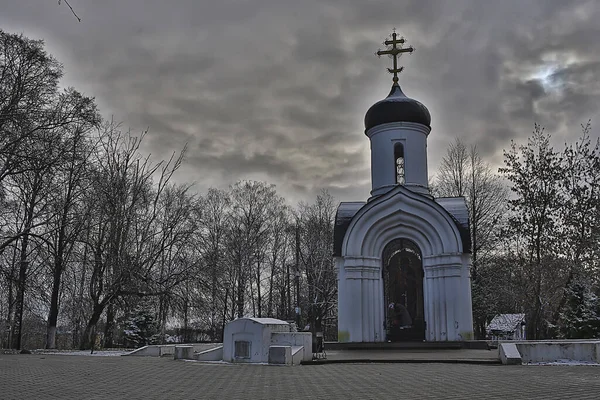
[
  {"xmin": 0, "ymin": 30, "xmax": 336, "ymax": 350},
  {"xmin": 434, "ymin": 122, "xmax": 600, "ymax": 340}
]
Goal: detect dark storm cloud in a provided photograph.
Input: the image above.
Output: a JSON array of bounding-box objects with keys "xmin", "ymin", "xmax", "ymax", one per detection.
[{"xmin": 1, "ymin": 0, "xmax": 599, "ymax": 202}]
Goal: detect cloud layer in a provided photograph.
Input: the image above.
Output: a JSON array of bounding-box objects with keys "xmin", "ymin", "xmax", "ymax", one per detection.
[{"xmin": 2, "ymin": 0, "xmax": 599, "ymax": 202}]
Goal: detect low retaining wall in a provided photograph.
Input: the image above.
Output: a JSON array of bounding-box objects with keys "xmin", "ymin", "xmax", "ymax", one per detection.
[
  {"xmin": 126, "ymin": 343, "xmax": 221, "ymax": 357},
  {"xmin": 516, "ymin": 341, "xmax": 600, "ymax": 363},
  {"xmin": 498, "ymin": 340, "xmax": 600, "ymax": 364}
]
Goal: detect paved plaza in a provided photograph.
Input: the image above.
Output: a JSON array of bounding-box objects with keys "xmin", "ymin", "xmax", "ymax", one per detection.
[{"xmin": 1, "ymin": 354, "xmax": 599, "ymax": 399}]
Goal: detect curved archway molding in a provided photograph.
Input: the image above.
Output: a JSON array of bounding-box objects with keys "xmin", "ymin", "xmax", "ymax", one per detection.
[{"xmin": 337, "ymin": 186, "xmax": 473, "ymax": 343}]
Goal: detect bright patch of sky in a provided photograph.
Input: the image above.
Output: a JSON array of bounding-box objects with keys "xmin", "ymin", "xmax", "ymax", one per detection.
[{"xmin": 531, "ymin": 65, "xmax": 559, "ymax": 89}]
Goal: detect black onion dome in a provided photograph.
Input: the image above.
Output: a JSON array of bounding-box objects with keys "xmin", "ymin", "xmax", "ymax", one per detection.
[{"xmin": 364, "ymin": 84, "xmax": 431, "ymax": 132}]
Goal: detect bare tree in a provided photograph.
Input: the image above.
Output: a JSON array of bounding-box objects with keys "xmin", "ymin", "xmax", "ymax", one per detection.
[
  {"xmin": 0, "ymin": 30, "xmax": 61, "ymax": 185},
  {"xmin": 7, "ymin": 129, "xmax": 62, "ymax": 349},
  {"xmin": 195, "ymin": 188, "xmax": 230, "ymax": 341},
  {"xmin": 144, "ymin": 183, "xmax": 198, "ymax": 344},
  {"xmin": 226, "ymin": 181, "xmax": 280, "ymax": 318},
  {"xmin": 297, "ymin": 189, "xmax": 337, "ymax": 335},
  {"xmin": 434, "ymin": 138, "xmax": 507, "ymax": 338},
  {"xmin": 435, "ymin": 139, "xmax": 469, "ymax": 198},
  {"xmin": 78, "ymin": 122, "xmax": 185, "ymax": 349},
  {"xmin": 1, "ymin": 29, "xmax": 97, "ymax": 253},
  {"xmin": 265, "ymin": 202, "xmax": 292, "ymax": 319},
  {"xmin": 44, "ymin": 114, "xmax": 100, "ymax": 349},
  {"xmin": 434, "ymin": 139, "xmax": 507, "ymax": 276}
]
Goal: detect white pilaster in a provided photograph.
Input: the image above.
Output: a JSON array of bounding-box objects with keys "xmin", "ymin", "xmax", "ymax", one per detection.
[
  {"xmin": 337, "ymin": 257, "xmax": 380, "ymax": 342},
  {"xmin": 423, "ymin": 254, "xmax": 469, "ymax": 341}
]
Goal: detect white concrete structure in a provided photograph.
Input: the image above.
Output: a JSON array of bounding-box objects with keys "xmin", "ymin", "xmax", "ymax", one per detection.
[
  {"xmin": 334, "ymin": 77, "xmax": 473, "ymax": 342},
  {"xmin": 499, "ymin": 340, "xmax": 600, "ymax": 365},
  {"xmin": 222, "ymin": 317, "xmax": 312, "ymax": 364},
  {"xmin": 499, "ymin": 343, "xmax": 522, "ymax": 365}
]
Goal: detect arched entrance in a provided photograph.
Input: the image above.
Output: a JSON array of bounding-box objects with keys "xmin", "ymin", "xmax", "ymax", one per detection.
[{"xmin": 382, "ymin": 238, "xmax": 425, "ymax": 341}]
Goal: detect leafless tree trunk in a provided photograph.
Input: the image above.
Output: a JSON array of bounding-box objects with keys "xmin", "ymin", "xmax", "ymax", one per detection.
[
  {"xmin": 46, "ymin": 124, "xmax": 98, "ymax": 349},
  {"xmin": 297, "ymin": 190, "xmax": 337, "ymax": 336},
  {"xmin": 227, "ymin": 181, "xmax": 281, "ymax": 318}
]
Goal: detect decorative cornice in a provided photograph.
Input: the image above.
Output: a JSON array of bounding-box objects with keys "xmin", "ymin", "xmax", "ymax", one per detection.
[{"xmin": 365, "ymin": 121, "xmax": 431, "ymax": 138}]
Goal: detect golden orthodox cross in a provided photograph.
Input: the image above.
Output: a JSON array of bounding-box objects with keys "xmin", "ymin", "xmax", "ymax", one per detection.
[{"xmin": 376, "ymin": 28, "xmax": 414, "ymax": 85}]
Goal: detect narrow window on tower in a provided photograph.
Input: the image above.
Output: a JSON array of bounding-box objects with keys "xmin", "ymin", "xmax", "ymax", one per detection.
[{"xmin": 395, "ymin": 143, "xmax": 405, "ymax": 185}]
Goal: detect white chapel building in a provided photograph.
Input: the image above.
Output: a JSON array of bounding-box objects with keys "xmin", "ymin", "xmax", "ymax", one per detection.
[{"xmin": 334, "ymin": 32, "xmax": 473, "ymax": 342}]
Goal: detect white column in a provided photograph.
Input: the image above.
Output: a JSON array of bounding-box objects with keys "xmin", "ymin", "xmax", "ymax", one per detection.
[
  {"xmin": 361, "ymin": 263, "xmax": 379, "ymax": 342},
  {"xmin": 361, "ymin": 277, "xmax": 369, "ymax": 341},
  {"xmin": 423, "ymin": 255, "xmax": 467, "ymax": 341},
  {"xmin": 447, "ymin": 272, "xmax": 459, "ymax": 340},
  {"xmin": 458, "ymin": 254, "xmax": 474, "ymax": 339},
  {"xmin": 346, "ymin": 268, "xmax": 363, "ymax": 342},
  {"xmin": 423, "ymin": 269, "xmax": 433, "ymax": 341},
  {"xmin": 336, "ymin": 257, "xmax": 351, "ymax": 342},
  {"xmin": 339, "ymin": 257, "xmax": 380, "ymax": 343},
  {"xmin": 434, "ymin": 270, "xmax": 443, "ymax": 340},
  {"xmin": 440, "ymin": 274, "xmax": 448, "ymax": 340}
]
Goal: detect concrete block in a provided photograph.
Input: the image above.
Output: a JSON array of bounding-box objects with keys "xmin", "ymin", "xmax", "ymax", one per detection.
[
  {"xmin": 268, "ymin": 346, "xmax": 292, "ymax": 365},
  {"xmin": 291, "ymin": 346, "xmax": 304, "ymax": 365},
  {"xmin": 159, "ymin": 345, "xmax": 175, "ymax": 357},
  {"xmin": 499, "ymin": 343, "xmax": 522, "ymax": 365},
  {"xmin": 174, "ymin": 345, "xmax": 194, "ymax": 360},
  {"xmin": 271, "ymin": 332, "xmax": 313, "ymax": 362}
]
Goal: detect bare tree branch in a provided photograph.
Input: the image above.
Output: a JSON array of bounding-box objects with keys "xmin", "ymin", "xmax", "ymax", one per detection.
[{"xmin": 58, "ymin": 0, "xmax": 81, "ymax": 22}]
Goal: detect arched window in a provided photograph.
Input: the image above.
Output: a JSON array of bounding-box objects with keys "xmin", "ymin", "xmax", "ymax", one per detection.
[{"xmin": 394, "ymin": 143, "xmax": 405, "ymax": 185}]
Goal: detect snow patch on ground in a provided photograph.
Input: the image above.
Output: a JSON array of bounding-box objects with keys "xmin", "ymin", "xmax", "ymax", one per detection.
[{"xmin": 526, "ymin": 359, "xmax": 600, "ymax": 366}]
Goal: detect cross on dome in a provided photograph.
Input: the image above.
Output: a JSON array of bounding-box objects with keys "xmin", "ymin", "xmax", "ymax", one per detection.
[{"xmin": 376, "ymin": 28, "xmax": 414, "ymax": 85}]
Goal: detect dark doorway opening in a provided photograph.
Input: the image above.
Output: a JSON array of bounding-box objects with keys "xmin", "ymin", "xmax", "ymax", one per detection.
[{"xmin": 383, "ymin": 238, "xmax": 425, "ymax": 341}]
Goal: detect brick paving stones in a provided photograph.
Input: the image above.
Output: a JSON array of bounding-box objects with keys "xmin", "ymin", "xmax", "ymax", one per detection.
[{"xmin": 1, "ymin": 354, "xmax": 599, "ymax": 399}]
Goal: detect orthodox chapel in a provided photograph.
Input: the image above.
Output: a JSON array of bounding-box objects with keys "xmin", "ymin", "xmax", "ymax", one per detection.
[{"xmin": 334, "ymin": 31, "xmax": 473, "ymax": 342}]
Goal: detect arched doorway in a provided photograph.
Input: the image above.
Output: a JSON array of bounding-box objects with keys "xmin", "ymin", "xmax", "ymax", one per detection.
[{"xmin": 382, "ymin": 238, "xmax": 425, "ymax": 341}]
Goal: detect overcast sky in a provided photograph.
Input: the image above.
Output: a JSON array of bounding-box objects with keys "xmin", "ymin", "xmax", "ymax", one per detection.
[{"xmin": 2, "ymin": 0, "xmax": 599, "ymax": 203}]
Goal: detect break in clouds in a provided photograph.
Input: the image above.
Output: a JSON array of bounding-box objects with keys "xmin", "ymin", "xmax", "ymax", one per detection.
[{"xmin": 2, "ymin": 0, "xmax": 599, "ymax": 202}]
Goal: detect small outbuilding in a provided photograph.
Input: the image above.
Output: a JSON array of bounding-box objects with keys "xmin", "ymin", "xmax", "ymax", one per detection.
[
  {"xmin": 222, "ymin": 317, "xmax": 312, "ymax": 364},
  {"xmin": 487, "ymin": 313, "xmax": 526, "ymax": 341}
]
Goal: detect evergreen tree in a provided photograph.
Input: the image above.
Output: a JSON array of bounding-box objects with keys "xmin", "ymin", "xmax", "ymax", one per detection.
[
  {"xmin": 559, "ymin": 280, "xmax": 600, "ymax": 339},
  {"xmin": 123, "ymin": 303, "xmax": 159, "ymax": 347}
]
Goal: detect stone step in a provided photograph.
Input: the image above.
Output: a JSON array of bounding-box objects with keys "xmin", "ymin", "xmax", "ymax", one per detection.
[{"xmin": 324, "ymin": 341, "xmax": 465, "ymax": 351}]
